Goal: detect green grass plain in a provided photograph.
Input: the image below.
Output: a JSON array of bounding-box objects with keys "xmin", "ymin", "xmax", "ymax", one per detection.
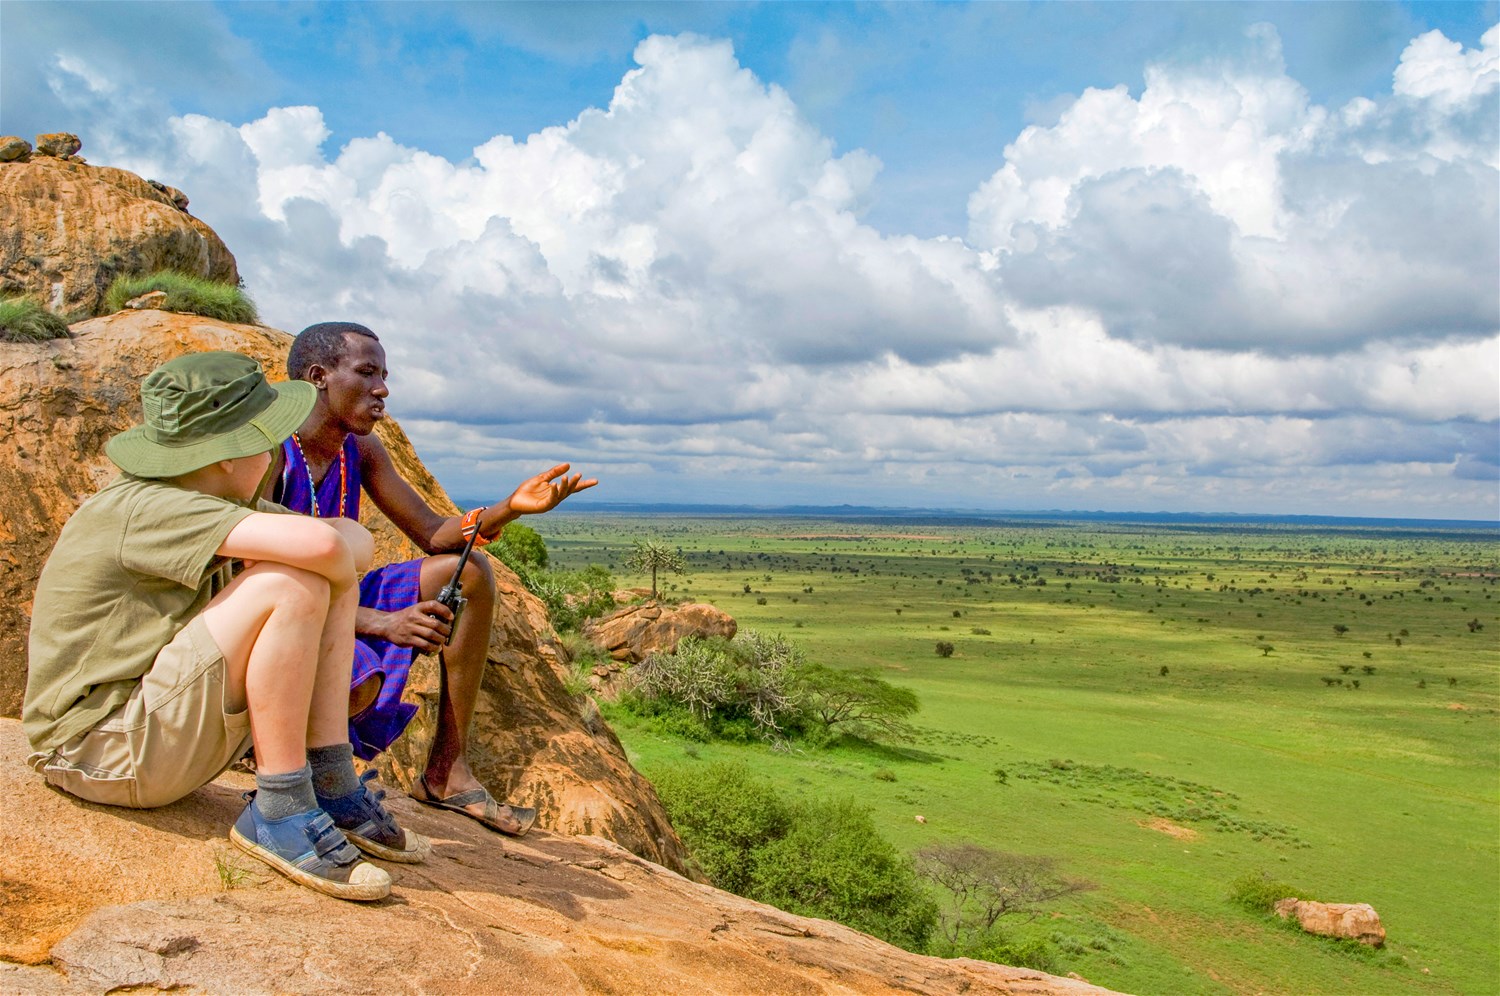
[{"xmin": 543, "ymin": 514, "xmax": 1499, "ymax": 995}]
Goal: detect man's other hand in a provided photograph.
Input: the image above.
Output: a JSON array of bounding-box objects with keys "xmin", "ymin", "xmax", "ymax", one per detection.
[
  {"xmin": 375, "ymin": 601, "xmax": 454, "ymax": 651},
  {"xmin": 504, "ymin": 463, "xmax": 598, "ymax": 516}
]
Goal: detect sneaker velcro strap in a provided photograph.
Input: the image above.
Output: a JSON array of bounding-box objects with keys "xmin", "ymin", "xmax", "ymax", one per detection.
[
  {"xmin": 301, "ymin": 811, "xmax": 361, "ymax": 863},
  {"xmin": 359, "ymin": 769, "xmax": 389, "ymax": 803}
]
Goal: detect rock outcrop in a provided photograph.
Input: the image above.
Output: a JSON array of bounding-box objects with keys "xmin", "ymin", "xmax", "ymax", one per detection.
[
  {"xmin": 583, "ymin": 600, "xmax": 739, "ymax": 664},
  {"xmin": 0, "ymin": 137, "xmax": 30, "ymax": 163},
  {"xmin": 0, "ymin": 148, "xmax": 235, "ymax": 316},
  {"xmin": 0, "ymin": 720, "xmax": 1116, "ymax": 995},
  {"xmin": 0, "ymin": 310, "xmax": 685, "ymax": 872},
  {"xmin": 1273, "ymin": 898, "xmax": 1386, "ymax": 946},
  {"xmin": 34, "ymin": 133, "xmax": 82, "ymax": 159}
]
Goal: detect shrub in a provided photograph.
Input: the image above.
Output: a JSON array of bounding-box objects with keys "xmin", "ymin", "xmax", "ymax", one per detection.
[
  {"xmin": 935, "ymin": 641, "xmax": 955, "ymax": 658},
  {"xmin": 1229, "ymin": 871, "xmax": 1304, "ymax": 915},
  {"xmin": 974, "ymin": 934, "xmax": 1059, "ymax": 974},
  {"xmin": 513, "ymin": 563, "xmax": 615, "ymax": 633},
  {"xmin": 654, "ymin": 762, "xmax": 936, "ymax": 951},
  {"xmin": 627, "ymin": 631, "xmax": 921, "ymax": 746},
  {"xmin": 0, "ymin": 297, "xmax": 70, "ymax": 342},
  {"xmin": 652, "ymin": 762, "xmax": 792, "ymax": 895},
  {"xmin": 485, "ymin": 521, "xmax": 548, "ymax": 571},
  {"xmin": 750, "ymin": 797, "xmax": 937, "ymax": 951},
  {"xmin": 103, "ymin": 270, "xmax": 258, "ymax": 323},
  {"xmin": 630, "ymin": 632, "xmax": 806, "ymax": 740}
]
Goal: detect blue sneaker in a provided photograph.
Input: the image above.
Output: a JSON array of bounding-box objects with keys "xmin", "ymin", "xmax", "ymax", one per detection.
[
  {"xmin": 318, "ymin": 770, "xmax": 430, "ymax": 864},
  {"xmin": 230, "ymin": 800, "xmax": 391, "ymax": 901}
]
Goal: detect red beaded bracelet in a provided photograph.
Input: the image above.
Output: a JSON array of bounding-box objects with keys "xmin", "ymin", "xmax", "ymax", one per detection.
[{"xmin": 460, "ymin": 506, "xmax": 498, "ymax": 544}]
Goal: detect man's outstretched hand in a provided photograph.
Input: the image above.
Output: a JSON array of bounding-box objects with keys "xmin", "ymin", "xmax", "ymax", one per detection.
[{"xmin": 503, "ymin": 463, "xmax": 598, "ymax": 516}]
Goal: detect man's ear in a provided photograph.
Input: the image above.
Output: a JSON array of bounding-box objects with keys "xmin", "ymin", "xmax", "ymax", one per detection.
[{"xmin": 307, "ymin": 362, "xmax": 329, "ymax": 389}]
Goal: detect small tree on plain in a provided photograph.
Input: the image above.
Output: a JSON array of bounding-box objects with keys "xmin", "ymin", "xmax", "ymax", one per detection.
[
  {"xmin": 627, "ymin": 540, "xmax": 687, "ymax": 598},
  {"xmin": 935, "ymin": 641, "xmax": 955, "ymax": 658},
  {"xmin": 797, "ymin": 665, "xmax": 919, "ymax": 742},
  {"xmin": 914, "ymin": 844, "xmax": 1095, "ymax": 948}
]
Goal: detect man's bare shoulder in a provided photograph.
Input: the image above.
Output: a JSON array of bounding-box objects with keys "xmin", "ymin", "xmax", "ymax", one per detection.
[
  {"xmin": 353, "ymin": 428, "xmax": 440, "ymax": 528},
  {"xmin": 353, "ymin": 430, "xmax": 389, "ymax": 464}
]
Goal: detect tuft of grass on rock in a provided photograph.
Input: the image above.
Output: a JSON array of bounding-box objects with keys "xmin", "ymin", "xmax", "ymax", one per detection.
[
  {"xmin": 0, "ymin": 297, "xmax": 71, "ymax": 342},
  {"xmin": 103, "ymin": 271, "xmax": 258, "ymax": 323}
]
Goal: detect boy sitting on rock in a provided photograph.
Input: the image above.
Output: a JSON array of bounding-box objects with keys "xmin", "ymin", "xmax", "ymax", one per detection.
[
  {"xmin": 24, "ymin": 351, "xmax": 428, "ymax": 902},
  {"xmin": 276, "ymin": 322, "xmax": 595, "ymax": 836}
]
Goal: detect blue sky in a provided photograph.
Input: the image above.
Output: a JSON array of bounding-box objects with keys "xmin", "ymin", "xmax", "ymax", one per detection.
[{"xmin": 3, "ymin": 1, "xmax": 1498, "ymax": 518}]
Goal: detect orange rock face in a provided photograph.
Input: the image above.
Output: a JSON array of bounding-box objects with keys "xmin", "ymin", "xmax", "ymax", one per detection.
[
  {"xmin": 0, "ymin": 310, "xmax": 685, "ymax": 872},
  {"xmin": 0, "ymin": 156, "xmax": 236, "ymax": 316},
  {"xmin": 0, "ymin": 719, "xmax": 1117, "ymax": 995},
  {"xmin": 583, "ymin": 599, "xmax": 739, "ymax": 663}
]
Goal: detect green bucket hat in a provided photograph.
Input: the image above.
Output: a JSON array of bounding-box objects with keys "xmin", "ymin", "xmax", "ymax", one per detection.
[{"xmin": 106, "ymin": 351, "xmax": 316, "ymax": 478}]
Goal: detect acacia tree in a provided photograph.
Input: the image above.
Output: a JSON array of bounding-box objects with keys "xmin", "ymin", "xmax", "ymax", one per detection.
[
  {"xmin": 797, "ymin": 665, "xmax": 919, "ymax": 742},
  {"xmin": 627, "ymin": 540, "xmax": 687, "ymax": 598}
]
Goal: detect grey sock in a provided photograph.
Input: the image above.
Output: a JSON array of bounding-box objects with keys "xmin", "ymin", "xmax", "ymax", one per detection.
[
  {"xmin": 308, "ymin": 742, "xmax": 360, "ymax": 800},
  {"xmin": 254, "ymin": 765, "xmax": 317, "ymax": 822}
]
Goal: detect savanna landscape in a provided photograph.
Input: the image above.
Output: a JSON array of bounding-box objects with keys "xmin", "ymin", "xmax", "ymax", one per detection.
[{"xmin": 523, "ymin": 511, "xmax": 1499, "ymax": 996}]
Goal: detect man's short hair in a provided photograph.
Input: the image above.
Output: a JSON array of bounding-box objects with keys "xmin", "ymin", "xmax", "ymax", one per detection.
[{"xmin": 287, "ymin": 322, "xmax": 380, "ymax": 381}]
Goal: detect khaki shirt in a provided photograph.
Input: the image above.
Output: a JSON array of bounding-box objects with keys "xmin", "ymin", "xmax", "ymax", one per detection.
[{"xmin": 23, "ymin": 474, "xmax": 269, "ymax": 753}]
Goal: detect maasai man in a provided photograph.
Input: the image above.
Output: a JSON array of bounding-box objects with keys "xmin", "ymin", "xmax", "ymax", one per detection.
[{"xmin": 273, "ymin": 322, "xmax": 596, "ymax": 836}]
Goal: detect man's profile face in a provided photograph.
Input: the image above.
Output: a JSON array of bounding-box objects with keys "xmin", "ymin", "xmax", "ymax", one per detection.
[{"xmin": 321, "ymin": 334, "xmax": 389, "ymax": 436}]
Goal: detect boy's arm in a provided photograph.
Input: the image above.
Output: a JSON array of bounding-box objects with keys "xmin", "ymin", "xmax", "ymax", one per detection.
[
  {"xmin": 357, "ymin": 434, "xmax": 596, "ymax": 554},
  {"xmin": 218, "ymin": 512, "xmax": 373, "ymax": 588}
]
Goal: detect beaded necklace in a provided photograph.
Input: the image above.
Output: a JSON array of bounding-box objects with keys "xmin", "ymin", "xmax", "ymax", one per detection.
[{"xmin": 286, "ymin": 432, "xmax": 348, "ymax": 518}]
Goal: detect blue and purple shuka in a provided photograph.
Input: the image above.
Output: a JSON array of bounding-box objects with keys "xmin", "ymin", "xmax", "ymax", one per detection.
[{"xmin": 277, "ymin": 433, "xmax": 422, "ymax": 760}]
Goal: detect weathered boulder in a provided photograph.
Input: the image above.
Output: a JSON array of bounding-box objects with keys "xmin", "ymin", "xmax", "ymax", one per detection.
[
  {"xmin": 0, "ymin": 155, "xmax": 236, "ymax": 316},
  {"xmin": 124, "ymin": 290, "xmax": 169, "ymax": 310},
  {"xmin": 34, "ymin": 133, "xmax": 81, "ymax": 158},
  {"xmin": 0, "ymin": 720, "xmax": 1116, "ymax": 995},
  {"xmin": 0, "ymin": 137, "xmax": 30, "ymax": 163},
  {"xmin": 583, "ymin": 600, "xmax": 739, "ymax": 663},
  {"xmin": 146, "ymin": 178, "xmax": 190, "ymax": 211},
  {"xmin": 587, "ymin": 657, "xmax": 629, "ymax": 700},
  {"xmin": 0, "ymin": 310, "xmax": 686, "ymax": 871},
  {"xmin": 1273, "ymin": 898, "xmax": 1386, "ymax": 946}
]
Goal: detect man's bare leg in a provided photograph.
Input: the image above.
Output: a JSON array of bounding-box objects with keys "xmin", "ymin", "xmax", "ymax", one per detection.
[{"xmin": 415, "ymin": 553, "xmax": 516, "ymax": 823}]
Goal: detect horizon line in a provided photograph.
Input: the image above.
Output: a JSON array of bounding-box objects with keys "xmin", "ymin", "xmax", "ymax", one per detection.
[{"xmin": 451, "ymin": 498, "xmax": 1500, "ymax": 532}]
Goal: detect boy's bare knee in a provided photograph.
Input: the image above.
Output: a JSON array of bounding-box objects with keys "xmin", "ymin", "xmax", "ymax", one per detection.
[{"xmin": 236, "ymin": 562, "xmax": 332, "ymax": 613}]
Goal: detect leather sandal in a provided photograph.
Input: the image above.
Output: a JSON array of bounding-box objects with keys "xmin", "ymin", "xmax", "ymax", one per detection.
[{"xmin": 412, "ymin": 774, "xmax": 536, "ymax": 837}]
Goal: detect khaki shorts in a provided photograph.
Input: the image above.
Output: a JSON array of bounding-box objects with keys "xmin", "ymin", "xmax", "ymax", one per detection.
[{"xmin": 28, "ymin": 616, "xmax": 252, "ymax": 809}]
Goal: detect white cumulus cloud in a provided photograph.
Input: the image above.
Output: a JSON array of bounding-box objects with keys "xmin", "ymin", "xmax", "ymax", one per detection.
[
  {"xmin": 22, "ymin": 25, "xmax": 1500, "ymax": 518},
  {"xmin": 970, "ymin": 22, "xmax": 1498, "ymax": 354}
]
